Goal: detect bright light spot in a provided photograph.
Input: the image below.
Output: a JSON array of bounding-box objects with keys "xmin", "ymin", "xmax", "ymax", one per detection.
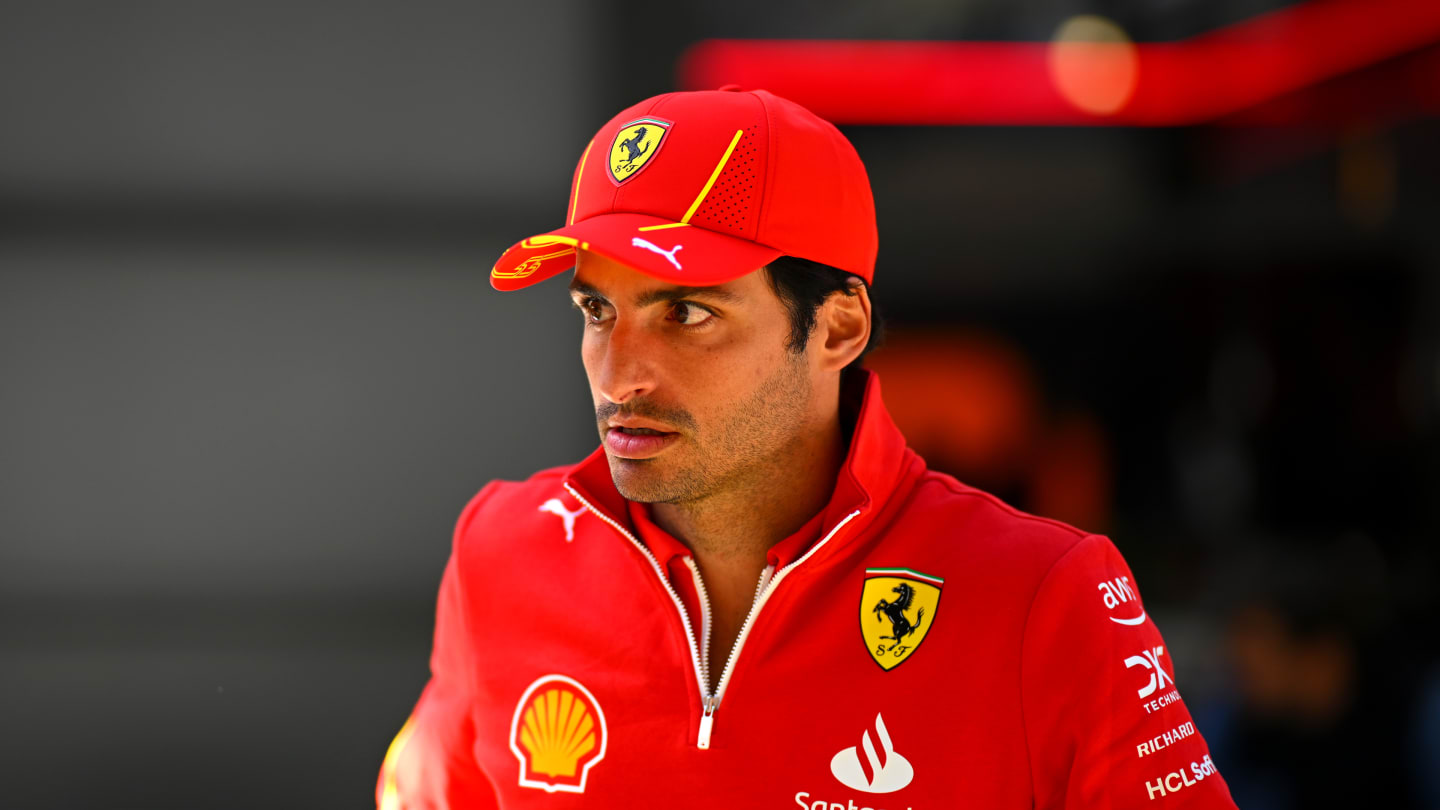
[{"xmin": 1048, "ymin": 15, "xmax": 1139, "ymax": 116}]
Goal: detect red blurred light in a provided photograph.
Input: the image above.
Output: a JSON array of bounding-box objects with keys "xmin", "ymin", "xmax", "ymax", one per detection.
[{"xmin": 677, "ymin": 0, "xmax": 1440, "ymax": 126}]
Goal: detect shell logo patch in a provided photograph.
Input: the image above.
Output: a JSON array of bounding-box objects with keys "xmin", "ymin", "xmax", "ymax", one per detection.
[
  {"xmin": 608, "ymin": 117, "xmax": 672, "ymax": 186},
  {"xmin": 509, "ymin": 674, "xmax": 608, "ymax": 793},
  {"xmin": 860, "ymin": 568, "xmax": 944, "ymax": 671}
]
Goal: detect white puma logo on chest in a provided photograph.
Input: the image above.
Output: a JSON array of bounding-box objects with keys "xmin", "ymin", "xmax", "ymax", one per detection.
[{"xmin": 538, "ymin": 498, "xmax": 587, "ymax": 542}]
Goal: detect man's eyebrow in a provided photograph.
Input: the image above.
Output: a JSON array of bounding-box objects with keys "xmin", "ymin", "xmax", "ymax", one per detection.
[
  {"xmin": 568, "ymin": 280, "xmax": 743, "ymax": 307},
  {"xmin": 568, "ymin": 280, "xmax": 606, "ymax": 302},
  {"xmin": 635, "ymin": 285, "xmax": 743, "ymax": 307}
]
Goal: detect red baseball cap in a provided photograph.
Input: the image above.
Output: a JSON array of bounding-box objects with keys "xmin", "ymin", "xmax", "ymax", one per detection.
[{"xmin": 490, "ymin": 86, "xmax": 877, "ymax": 291}]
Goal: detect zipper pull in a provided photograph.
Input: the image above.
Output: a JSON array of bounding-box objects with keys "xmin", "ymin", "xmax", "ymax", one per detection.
[{"xmin": 697, "ymin": 695, "xmax": 719, "ymax": 750}]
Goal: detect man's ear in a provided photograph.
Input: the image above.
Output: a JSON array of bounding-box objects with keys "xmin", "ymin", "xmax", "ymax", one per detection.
[{"xmin": 815, "ymin": 278, "xmax": 871, "ymax": 372}]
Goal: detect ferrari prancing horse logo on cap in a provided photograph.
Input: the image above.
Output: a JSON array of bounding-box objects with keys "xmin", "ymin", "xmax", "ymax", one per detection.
[{"xmin": 608, "ymin": 117, "xmax": 672, "ymax": 186}]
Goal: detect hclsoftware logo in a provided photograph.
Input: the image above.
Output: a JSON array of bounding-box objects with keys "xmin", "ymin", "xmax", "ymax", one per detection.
[{"xmin": 829, "ymin": 713, "xmax": 914, "ymax": 793}]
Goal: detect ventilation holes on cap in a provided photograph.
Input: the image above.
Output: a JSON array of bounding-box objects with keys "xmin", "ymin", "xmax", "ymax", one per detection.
[{"xmin": 692, "ymin": 125, "xmax": 759, "ymax": 236}]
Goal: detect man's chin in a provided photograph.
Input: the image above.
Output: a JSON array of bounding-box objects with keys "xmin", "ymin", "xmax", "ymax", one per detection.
[{"xmin": 606, "ymin": 454, "xmax": 682, "ymax": 503}]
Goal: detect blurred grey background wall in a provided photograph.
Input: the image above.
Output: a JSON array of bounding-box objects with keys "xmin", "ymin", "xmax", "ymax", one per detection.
[
  {"xmin": 2, "ymin": 1, "xmax": 601, "ymax": 805},
  {"xmin": 2, "ymin": 0, "xmax": 1437, "ymax": 807}
]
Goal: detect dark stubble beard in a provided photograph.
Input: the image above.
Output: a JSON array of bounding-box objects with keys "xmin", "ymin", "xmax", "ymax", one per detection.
[{"xmin": 603, "ymin": 350, "xmax": 813, "ymax": 505}]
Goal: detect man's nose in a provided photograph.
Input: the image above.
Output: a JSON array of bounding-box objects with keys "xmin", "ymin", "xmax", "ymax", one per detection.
[{"xmin": 595, "ymin": 319, "xmax": 658, "ymax": 405}]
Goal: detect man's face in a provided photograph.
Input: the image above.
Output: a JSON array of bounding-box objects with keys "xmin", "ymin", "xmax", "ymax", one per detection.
[{"xmin": 570, "ymin": 249, "xmax": 818, "ymax": 504}]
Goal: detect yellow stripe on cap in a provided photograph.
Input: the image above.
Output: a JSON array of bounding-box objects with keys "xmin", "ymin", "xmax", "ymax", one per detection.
[
  {"xmin": 680, "ymin": 129, "xmax": 744, "ymax": 225},
  {"xmin": 523, "ymin": 235, "xmax": 581, "ymax": 248},
  {"xmin": 491, "ymin": 247, "xmax": 574, "ymax": 279},
  {"xmin": 637, "ymin": 222, "xmax": 691, "ymax": 232},
  {"xmin": 491, "ymin": 236, "xmax": 592, "ymax": 280},
  {"xmin": 567, "ymin": 140, "xmax": 594, "ymax": 226}
]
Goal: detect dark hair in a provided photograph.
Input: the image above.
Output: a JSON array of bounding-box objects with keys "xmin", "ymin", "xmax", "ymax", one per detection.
[{"xmin": 762, "ymin": 255, "xmax": 885, "ymax": 372}]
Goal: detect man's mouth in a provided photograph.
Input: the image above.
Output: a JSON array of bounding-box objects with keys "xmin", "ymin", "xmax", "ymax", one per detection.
[
  {"xmin": 613, "ymin": 426, "xmax": 669, "ymax": 436},
  {"xmin": 604, "ymin": 424, "xmax": 681, "ymax": 459}
]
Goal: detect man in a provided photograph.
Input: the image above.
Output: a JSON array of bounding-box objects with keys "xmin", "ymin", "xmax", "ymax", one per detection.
[{"xmin": 377, "ymin": 87, "xmax": 1237, "ymax": 808}]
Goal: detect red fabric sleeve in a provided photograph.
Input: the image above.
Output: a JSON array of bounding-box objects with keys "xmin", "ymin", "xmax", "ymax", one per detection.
[
  {"xmin": 1022, "ymin": 534, "xmax": 1238, "ymax": 809},
  {"xmin": 375, "ymin": 491, "xmax": 499, "ymax": 810}
]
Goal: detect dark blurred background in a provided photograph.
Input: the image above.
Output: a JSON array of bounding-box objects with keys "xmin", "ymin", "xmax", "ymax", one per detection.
[{"xmin": 2, "ymin": 0, "xmax": 1436, "ymax": 807}]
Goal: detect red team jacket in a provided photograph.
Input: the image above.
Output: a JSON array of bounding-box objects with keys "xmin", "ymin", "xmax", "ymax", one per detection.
[{"xmin": 377, "ymin": 371, "xmax": 1238, "ymax": 809}]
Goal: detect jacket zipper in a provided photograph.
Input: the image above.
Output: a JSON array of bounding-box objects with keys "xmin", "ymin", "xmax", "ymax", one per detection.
[
  {"xmin": 702, "ymin": 508, "xmax": 861, "ymax": 748},
  {"xmin": 563, "ymin": 482, "xmax": 861, "ymax": 750},
  {"xmin": 562, "ymin": 483, "xmax": 709, "ymax": 731},
  {"xmin": 682, "ymin": 557, "xmax": 713, "ymax": 691}
]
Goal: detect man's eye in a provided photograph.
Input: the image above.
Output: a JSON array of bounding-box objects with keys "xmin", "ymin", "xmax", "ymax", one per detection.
[
  {"xmin": 671, "ymin": 302, "xmax": 714, "ymax": 327},
  {"xmin": 579, "ymin": 298, "xmax": 611, "ymax": 324}
]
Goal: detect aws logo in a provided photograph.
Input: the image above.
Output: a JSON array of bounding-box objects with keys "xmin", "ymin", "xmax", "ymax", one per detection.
[
  {"xmin": 509, "ymin": 674, "xmax": 608, "ymax": 793},
  {"xmin": 1097, "ymin": 575, "xmax": 1147, "ymax": 626},
  {"xmin": 608, "ymin": 117, "xmax": 672, "ymax": 185}
]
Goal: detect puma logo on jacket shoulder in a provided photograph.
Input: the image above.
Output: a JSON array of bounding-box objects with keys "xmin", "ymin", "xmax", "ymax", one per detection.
[{"xmin": 538, "ymin": 498, "xmax": 587, "ymax": 542}]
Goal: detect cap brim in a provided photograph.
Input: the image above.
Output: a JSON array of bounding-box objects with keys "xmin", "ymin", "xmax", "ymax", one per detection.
[{"xmin": 490, "ymin": 212, "xmax": 783, "ymax": 291}]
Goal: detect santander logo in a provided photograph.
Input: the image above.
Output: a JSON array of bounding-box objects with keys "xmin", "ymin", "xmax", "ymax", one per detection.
[{"xmin": 829, "ymin": 713, "xmax": 914, "ymax": 793}]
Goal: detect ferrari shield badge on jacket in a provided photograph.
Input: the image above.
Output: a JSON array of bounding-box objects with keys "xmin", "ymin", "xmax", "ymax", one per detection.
[
  {"xmin": 860, "ymin": 568, "xmax": 943, "ymax": 671},
  {"xmin": 376, "ymin": 370, "xmax": 1238, "ymax": 809}
]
